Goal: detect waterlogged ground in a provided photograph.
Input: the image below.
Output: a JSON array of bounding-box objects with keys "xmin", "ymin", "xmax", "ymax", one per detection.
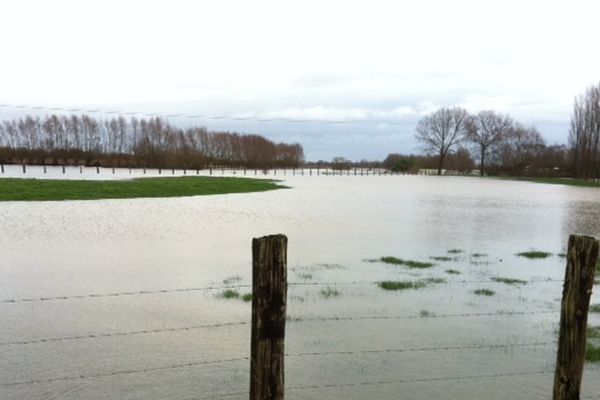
[{"xmin": 1, "ymin": 166, "xmax": 600, "ymax": 399}]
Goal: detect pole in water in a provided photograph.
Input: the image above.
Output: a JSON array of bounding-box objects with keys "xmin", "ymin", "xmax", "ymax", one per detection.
[
  {"xmin": 22, "ymin": 164, "xmax": 26, "ymax": 173},
  {"xmin": 553, "ymin": 234, "xmax": 599, "ymax": 400},
  {"xmin": 250, "ymin": 234, "xmax": 287, "ymax": 400}
]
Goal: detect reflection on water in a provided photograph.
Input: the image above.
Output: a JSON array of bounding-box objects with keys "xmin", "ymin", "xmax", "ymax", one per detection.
[{"xmin": 1, "ymin": 170, "xmax": 599, "ymax": 399}]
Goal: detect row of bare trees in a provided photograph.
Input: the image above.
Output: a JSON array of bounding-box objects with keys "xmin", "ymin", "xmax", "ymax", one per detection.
[
  {"xmin": 413, "ymin": 107, "xmax": 569, "ymax": 176},
  {"xmin": 569, "ymin": 83, "xmax": 600, "ymax": 179},
  {"xmin": 0, "ymin": 114, "xmax": 304, "ymax": 169}
]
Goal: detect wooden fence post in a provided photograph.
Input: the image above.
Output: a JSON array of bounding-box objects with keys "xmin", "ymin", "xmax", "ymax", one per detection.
[
  {"xmin": 250, "ymin": 234, "xmax": 287, "ymax": 400},
  {"xmin": 22, "ymin": 164, "xmax": 26, "ymax": 173},
  {"xmin": 553, "ymin": 234, "xmax": 599, "ymax": 400}
]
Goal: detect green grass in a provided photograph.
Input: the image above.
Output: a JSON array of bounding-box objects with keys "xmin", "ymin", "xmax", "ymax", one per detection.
[
  {"xmin": 375, "ymin": 256, "xmax": 434, "ymax": 269},
  {"xmin": 470, "ymin": 253, "xmax": 487, "ymax": 258},
  {"xmin": 430, "ymin": 256, "xmax": 454, "ymax": 262},
  {"xmin": 241, "ymin": 293, "xmax": 252, "ymax": 302},
  {"xmin": 447, "ymin": 249, "xmax": 464, "ymax": 254},
  {"xmin": 516, "ymin": 250, "xmax": 552, "ymax": 259},
  {"xmin": 586, "ymin": 343, "xmax": 600, "ymax": 362},
  {"xmin": 473, "ymin": 289, "xmax": 495, "ymax": 296},
  {"xmin": 556, "ymin": 253, "xmax": 567, "ymax": 258},
  {"xmin": 491, "ymin": 277, "xmax": 527, "ymax": 285},
  {"xmin": 422, "ymin": 277, "xmax": 446, "ymax": 284},
  {"xmin": 500, "ymin": 176, "xmax": 600, "ymax": 188},
  {"xmin": 320, "ymin": 286, "xmax": 340, "ymax": 298},
  {"xmin": 219, "ymin": 289, "xmax": 240, "ymax": 299},
  {"xmin": 222, "ymin": 275, "xmax": 242, "ymax": 285},
  {"xmin": 378, "ymin": 281, "xmax": 427, "ymax": 291},
  {"xmin": 590, "ymin": 304, "xmax": 600, "ymax": 313},
  {"xmin": 0, "ymin": 176, "xmax": 286, "ymax": 201},
  {"xmin": 445, "ymin": 269, "xmax": 461, "ymax": 275},
  {"xmin": 588, "ymin": 326, "xmax": 600, "ymax": 339},
  {"xmin": 296, "ymin": 273, "xmax": 313, "ymax": 280}
]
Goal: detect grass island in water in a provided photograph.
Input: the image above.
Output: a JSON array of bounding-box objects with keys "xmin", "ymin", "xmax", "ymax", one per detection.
[{"xmin": 0, "ymin": 176, "xmax": 286, "ymax": 201}]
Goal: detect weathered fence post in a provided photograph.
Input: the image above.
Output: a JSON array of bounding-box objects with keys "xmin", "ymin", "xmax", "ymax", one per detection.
[
  {"xmin": 96, "ymin": 165, "xmax": 100, "ymax": 174},
  {"xmin": 0, "ymin": 164, "xmax": 4, "ymax": 173},
  {"xmin": 62, "ymin": 164, "xmax": 66, "ymax": 174},
  {"xmin": 22, "ymin": 164, "xmax": 26, "ymax": 173},
  {"xmin": 553, "ymin": 234, "xmax": 599, "ymax": 400},
  {"xmin": 250, "ymin": 234, "xmax": 287, "ymax": 400}
]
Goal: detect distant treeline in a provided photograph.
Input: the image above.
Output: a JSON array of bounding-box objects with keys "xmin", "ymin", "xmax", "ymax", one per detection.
[{"xmin": 0, "ymin": 114, "xmax": 304, "ymax": 169}]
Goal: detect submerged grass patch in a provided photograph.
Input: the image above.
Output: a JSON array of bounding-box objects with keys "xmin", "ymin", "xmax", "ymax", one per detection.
[
  {"xmin": 320, "ymin": 286, "xmax": 340, "ymax": 298},
  {"xmin": 374, "ymin": 256, "xmax": 434, "ymax": 269},
  {"xmin": 445, "ymin": 269, "xmax": 461, "ymax": 275},
  {"xmin": 222, "ymin": 275, "xmax": 242, "ymax": 285},
  {"xmin": 430, "ymin": 256, "xmax": 454, "ymax": 262},
  {"xmin": 0, "ymin": 176, "xmax": 286, "ymax": 201},
  {"xmin": 447, "ymin": 249, "xmax": 464, "ymax": 254},
  {"xmin": 590, "ymin": 304, "xmax": 600, "ymax": 313},
  {"xmin": 241, "ymin": 293, "xmax": 252, "ymax": 302},
  {"xmin": 219, "ymin": 289, "xmax": 240, "ymax": 299},
  {"xmin": 587, "ymin": 344, "xmax": 600, "ymax": 362},
  {"xmin": 473, "ymin": 289, "xmax": 495, "ymax": 296},
  {"xmin": 516, "ymin": 250, "xmax": 552, "ymax": 259},
  {"xmin": 378, "ymin": 281, "xmax": 427, "ymax": 291},
  {"xmin": 296, "ymin": 273, "xmax": 313, "ymax": 280},
  {"xmin": 491, "ymin": 277, "xmax": 527, "ymax": 285},
  {"xmin": 471, "ymin": 252, "xmax": 487, "ymax": 258}
]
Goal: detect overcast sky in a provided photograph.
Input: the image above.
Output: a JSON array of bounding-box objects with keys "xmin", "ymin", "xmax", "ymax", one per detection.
[{"xmin": 1, "ymin": 0, "xmax": 599, "ymax": 160}]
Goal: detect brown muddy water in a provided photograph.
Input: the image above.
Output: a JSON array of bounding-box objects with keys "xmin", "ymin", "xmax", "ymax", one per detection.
[{"xmin": 1, "ymin": 166, "xmax": 599, "ymax": 399}]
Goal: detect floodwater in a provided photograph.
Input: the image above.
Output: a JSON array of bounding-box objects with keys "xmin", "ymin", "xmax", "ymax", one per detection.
[{"xmin": 1, "ymin": 166, "xmax": 600, "ymax": 399}]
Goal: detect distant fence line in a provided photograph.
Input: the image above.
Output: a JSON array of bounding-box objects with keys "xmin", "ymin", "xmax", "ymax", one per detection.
[{"xmin": 0, "ymin": 163, "xmax": 474, "ymax": 177}]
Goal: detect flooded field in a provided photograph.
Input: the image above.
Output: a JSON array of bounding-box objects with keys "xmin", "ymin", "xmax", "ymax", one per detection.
[{"xmin": 1, "ymin": 167, "xmax": 600, "ymax": 399}]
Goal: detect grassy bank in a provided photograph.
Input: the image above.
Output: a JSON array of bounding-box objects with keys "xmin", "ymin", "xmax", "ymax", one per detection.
[
  {"xmin": 499, "ymin": 176, "xmax": 600, "ymax": 188},
  {"xmin": 0, "ymin": 176, "xmax": 286, "ymax": 201}
]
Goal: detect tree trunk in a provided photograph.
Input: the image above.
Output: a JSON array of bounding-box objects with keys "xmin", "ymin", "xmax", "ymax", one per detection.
[
  {"xmin": 480, "ymin": 147, "xmax": 485, "ymax": 176},
  {"xmin": 437, "ymin": 150, "xmax": 445, "ymax": 175}
]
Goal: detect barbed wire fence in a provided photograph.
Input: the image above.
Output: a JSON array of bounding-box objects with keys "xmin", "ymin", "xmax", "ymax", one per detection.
[{"xmin": 0, "ymin": 236, "xmax": 597, "ymax": 399}]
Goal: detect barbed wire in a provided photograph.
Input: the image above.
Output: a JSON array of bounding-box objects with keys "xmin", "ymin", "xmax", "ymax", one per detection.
[
  {"xmin": 0, "ymin": 278, "xmax": 563, "ymax": 304},
  {"xmin": 199, "ymin": 370, "xmax": 555, "ymax": 399},
  {"xmin": 0, "ymin": 321, "xmax": 249, "ymax": 347},
  {"xmin": 0, "ymin": 310, "xmax": 557, "ymax": 347},
  {"xmin": 0, "ymin": 342, "xmax": 555, "ymax": 387},
  {"xmin": 0, "ymin": 357, "xmax": 249, "ymax": 387}
]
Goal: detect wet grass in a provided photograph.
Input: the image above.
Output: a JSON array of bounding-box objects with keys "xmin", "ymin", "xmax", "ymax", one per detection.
[
  {"xmin": 223, "ymin": 275, "xmax": 242, "ymax": 285},
  {"xmin": 0, "ymin": 176, "xmax": 286, "ymax": 201},
  {"xmin": 242, "ymin": 293, "xmax": 252, "ymax": 302},
  {"xmin": 470, "ymin": 253, "xmax": 487, "ymax": 258},
  {"xmin": 430, "ymin": 256, "xmax": 454, "ymax": 262},
  {"xmin": 320, "ymin": 286, "xmax": 341, "ymax": 298},
  {"xmin": 219, "ymin": 289, "xmax": 240, "ymax": 299},
  {"xmin": 590, "ymin": 304, "xmax": 600, "ymax": 313},
  {"xmin": 447, "ymin": 249, "xmax": 464, "ymax": 254},
  {"xmin": 516, "ymin": 250, "xmax": 552, "ymax": 259},
  {"xmin": 473, "ymin": 289, "xmax": 496, "ymax": 296},
  {"xmin": 378, "ymin": 281, "xmax": 427, "ymax": 291},
  {"xmin": 491, "ymin": 277, "xmax": 527, "ymax": 285},
  {"xmin": 374, "ymin": 256, "xmax": 434, "ymax": 269},
  {"xmin": 586, "ymin": 344, "xmax": 600, "ymax": 362},
  {"xmin": 296, "ymin": 273, "xmax": 313, "ymax": 280},
  {"xmin": 588, "ymin": 326, "xmax": 600, "ymax": 339},
  {"xmin": 422, "ymin": 277, "xmax": 446, "ymax": 284},
  {"xmin": 445, "ymin": 269, "xmax": 461, "ymax": 275},
  {"xmin": 501, "ymin": 176, "xmax": 600, "ymax": 188},
  {"xmin": 557, "ymin": 253, "xmax": 567, "ymax": 258}
]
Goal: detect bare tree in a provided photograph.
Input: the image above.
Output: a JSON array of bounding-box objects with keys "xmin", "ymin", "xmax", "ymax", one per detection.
[
  {"xmin": 414, "ymin": 107, "xmax": 470, "ymax": 175},
  {"xmin": 467, "ymin": 110, "xmax": 513, "ymax": 176}
]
